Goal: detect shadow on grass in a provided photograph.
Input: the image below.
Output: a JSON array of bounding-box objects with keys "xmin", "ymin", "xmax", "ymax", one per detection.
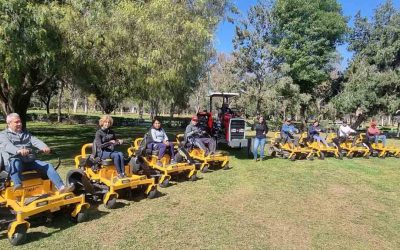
[{"xmin": 0, "ymin": 207, "xmax": 109, "ymax": 245}]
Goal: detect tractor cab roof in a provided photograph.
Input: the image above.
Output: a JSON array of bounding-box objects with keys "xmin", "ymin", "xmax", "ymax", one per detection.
[{"xmin": 208, "ymin": 92, "xmax": 239, "ymax": 98}]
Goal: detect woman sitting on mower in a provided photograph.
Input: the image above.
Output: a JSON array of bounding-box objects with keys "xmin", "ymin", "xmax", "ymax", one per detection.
[
  {"xmin": 309, "ymin": 121, "xmax": 329, "ymax": 147},
  {"xmin": 367, "ymin": 121, "xmax": 387, "ymax": 147},
  {"xmin": 94, "ymin": 115, "xmax": 125, "ymax": 178},
  {"xmin": 281, "ymin": 118, "xmax": 299, "ymax": 146},
  {"xmin": 148, "ymin": 118, "xmax": 176, "ymax": 166}
]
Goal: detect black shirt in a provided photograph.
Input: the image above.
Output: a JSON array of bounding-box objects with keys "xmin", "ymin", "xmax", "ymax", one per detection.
[{"xmin": 254, "ymin": 123, "xmax": 268, "ymax": 139}]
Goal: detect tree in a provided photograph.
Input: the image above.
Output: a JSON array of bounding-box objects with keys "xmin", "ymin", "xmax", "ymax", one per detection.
[
  {"xmin": 232, "ymin": 1, "xmax": 276, "ymax": 116},
  {"xmin": 270, "ymin": 0, "xmax": 347, "ymax": 125},
  {"xmin": 334, "ymin": 0, "xmax": 400, "ymax": 128},
  {"xmin": 36, "ymin": 78, "xmax": 59, "ymax": 114},
  {"xmin": 0, "ymin": 0, "xmax": 64, "ymax": 127}
]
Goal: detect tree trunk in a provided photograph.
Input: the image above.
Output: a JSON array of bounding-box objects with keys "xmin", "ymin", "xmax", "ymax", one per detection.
[
  {"xmin": 299, "ymin": 104, "xmax": 307, "ymax": 131},
  {"xmin": 351, "ymin": 113, "xmax": 366, "ymax": 130},
  {"xmin": 169, "ymin": 103, "xmax": 174, "ymax": 118},
  {"xmin": 57, "ymin": 81, "xmax": 64, "ymax": 123},
  {"xmin": 138, "ymin": 101, "xmax": 143, "ymax": 119},
  {"xmin": 45, "ymin": 98, "xmax": 50, "ymax": 114},
  {"xmin": 84, "ymin": 96, "xmax": 88, "ymax": 114},
  {"xmin": 73, "ymin": 98, "xmax": 79, "ymax": 113}
]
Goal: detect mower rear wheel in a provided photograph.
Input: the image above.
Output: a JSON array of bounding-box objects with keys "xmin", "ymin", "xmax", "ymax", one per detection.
[{"xmin": 318, "ymin": 152, "xmax": 325, "ymax": 160}]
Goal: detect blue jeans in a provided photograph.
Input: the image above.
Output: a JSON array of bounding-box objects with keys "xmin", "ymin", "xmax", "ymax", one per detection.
[
  {"xmin": 148, "ymin": 142, "xmax": 175, "ymax": 160},
  {"xmin": 313, "ymin": 135, "xmax": 329, "ymax": 147},
  {"xmin": 6, "ymin": 158, "xmax": 64, "ymax": 189},
  {"xmin": 100, "ymin": 151, "xmax": 125, "ymax": 175},
  {"xmin": 373, "ymin": 135, "xmax": 387, "ymax": 147},
  {"xmin": 253, "ymin": 137, "xmax": 266, "ymax": 159}
]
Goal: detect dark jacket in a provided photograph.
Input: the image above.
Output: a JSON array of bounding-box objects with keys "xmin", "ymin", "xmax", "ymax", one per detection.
[
  {"xmin": 254, "ymin": 123, "xmax": 268, "ymax": 139},
  {"xmin": 309, "ymin": 125, "xmax": 323, "ymax": 137},
  {"xmin": 94, "ymin": 128, "xmax": 117, "ymax": 154}
]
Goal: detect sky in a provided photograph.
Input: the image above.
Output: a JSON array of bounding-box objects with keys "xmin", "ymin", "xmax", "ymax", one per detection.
[{"xmin": 215, "ymin": 0, "xmax": 400, "ymax": 70}]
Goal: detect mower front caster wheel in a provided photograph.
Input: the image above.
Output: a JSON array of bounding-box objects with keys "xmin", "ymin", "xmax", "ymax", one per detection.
[
  {"xmin": 159, "ymin": 178, "xmax": 170, "ymax": 188},
  {"xmin": 8, "ymin": 224, "xmax": 28, "ymax": 246},
  {"xmin": 105, "ymin": 197, "xmax": 117, "ymax": 209}
]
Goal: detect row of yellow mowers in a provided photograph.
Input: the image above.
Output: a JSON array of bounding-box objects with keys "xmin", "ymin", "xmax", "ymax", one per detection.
[
  {"xmin": 0, "ymin": 133, "xmax": 229, "ymax": 246},
  {"xmin": 269, "ymin": 132, "xmax": 400, "ymax": 161}
]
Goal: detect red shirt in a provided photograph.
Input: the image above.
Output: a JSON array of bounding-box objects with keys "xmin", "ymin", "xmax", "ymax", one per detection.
[{"xmin": 367, "ymin": 127, "xmax": 381, "ymax": 136}]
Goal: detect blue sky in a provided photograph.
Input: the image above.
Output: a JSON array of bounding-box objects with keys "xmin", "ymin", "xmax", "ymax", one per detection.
[{"xmin": 215, "ymin": 0, "xmax": 400, "ymax": 70}]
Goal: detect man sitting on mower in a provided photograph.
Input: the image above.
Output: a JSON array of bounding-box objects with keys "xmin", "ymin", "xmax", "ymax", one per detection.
[
  {"xmin": 332, "ymin": 120, "xmax": 356, "ymax": 150},
  {"xmin": 94, "ymin": 115, "xmax": 126, "ymax": 178},
  {"xmin": 184, "ymin": 116, "xmax": 216, "ymax": 156},
  {"xmin": 0, "ymin": 113, "xmax": 73, "ymax": 193},
  {"xmin": 281, "ymin": 118, "xmax": 300, "ymax": 146},
  {"xmin": 309, "ymin": 121, "xmax": 329, "ymax": 147},
  {"xmin": 148, "ymin": 118, "xmax": 176, "ymax": 166},
  {"xmin": 367, "ymin": 121, "xmax": 387, "ymax": 147}
]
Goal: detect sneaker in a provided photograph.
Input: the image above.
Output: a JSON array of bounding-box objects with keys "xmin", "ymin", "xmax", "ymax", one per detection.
[
  {"xmin": 170, "ymin": 160, "xmax": 177, "ymax": 165},
  {"xmin": 156, "ymin": 160, "xmax": 163, "ymax": 167},
  {"xmin": 118, "ymin": 173, "xmax": 126, "ymax": 179},
  {"xmin": 13, "ymin": 184, "xmax": 23, "ymax": 192},
  {"xmin": 59, "ymin": 184, "xmax": 75, "ymax": 194}
]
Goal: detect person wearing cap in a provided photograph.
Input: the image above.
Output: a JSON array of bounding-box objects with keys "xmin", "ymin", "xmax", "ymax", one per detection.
[
  {"xmin": 253, "ymin": 116, "xmax": 268, "ymax": 161},
  {"xmin": 281, "ymin": 118, "xmax": 299, "ymax": 146},
  {"xmin": 308, "ymin": 121, "xmax": 329, "ymax": 147},
  {"xmin": 0, "ymin": 113, "xmax": 74, "ymax": 193},
  {"xmin": 185, "ymin": 115, "xmax": 216, "ymax": 156},
  {"xmin": 367, "ymin": 121, "xmax": 386, "ymax": 147}
]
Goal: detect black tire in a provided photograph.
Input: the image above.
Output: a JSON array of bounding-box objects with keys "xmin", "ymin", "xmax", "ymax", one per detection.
[
  {"xmin": 290, "ymin": 154, "xmax": 296, "ymax": 161},
  {"xmin": 222, "ymin": 164, "xmax": 230, "ymax": 170},
  {"xmin": 147, "ymin": 187, "xmax": 158, "ymax": 199},
  {"xmin": 159, "ymin": 178, "xmax": 169, "ymax": 188},
  {"xmin": 105, "ymin": 197, "xmax": 117, "ymax": 209},
  {"xmin": 318, "ymin": 152, "xmax": 325, "ymax": 160},
  {"xmin": 201, "ymin": 165, "xmax": 209, "ymax": 173},
  {"xmin": 364, "ymin": 154, "xmax": 370, "ymax": 159},
  {"xmin": 347, "ymin": 153, "xmax": 353, "ymax": 159},
  {"xmin": 8, "ymin": 224, "xmax": 27, "ymax": 246},
  {"xmin": 189, "ymin": 175, "xmax": 197, "ymax": 181},
  {"xmin": 66, "ymin": 169, "xmax": 94, "ymax": 195},
  {"xmin": 336, "ymin": 152, "xmax": 343, "ymax": 160},
  {"xmin": 174, "ymin": 153, "xmax": 184, "ymax": 163},
  {"xmin": 71, "ymin": 207, "xmax": 88, "ymax": 223}
]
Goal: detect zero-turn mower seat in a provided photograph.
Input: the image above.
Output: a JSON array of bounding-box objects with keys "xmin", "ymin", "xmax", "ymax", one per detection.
[
  {"xmin": 145, "ymin": 149, "xmax": 159, "ymax": 156},
  {"xmin": 21, "ymin": 170, "xmax": 48, "ymax": 181}
]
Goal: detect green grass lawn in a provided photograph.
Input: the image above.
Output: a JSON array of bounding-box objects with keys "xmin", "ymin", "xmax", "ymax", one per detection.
[{"xmin": 1, "ymin": 122, "xmax": 400, "ymax": 249}]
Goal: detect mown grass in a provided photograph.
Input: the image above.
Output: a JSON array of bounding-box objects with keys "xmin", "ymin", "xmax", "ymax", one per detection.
[{"xmin": 1, "ymin": 122, "xmax": 400, "ymax": 249}]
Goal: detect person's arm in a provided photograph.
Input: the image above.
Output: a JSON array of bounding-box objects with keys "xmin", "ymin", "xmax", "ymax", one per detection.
[
  {"xmin": 264, "ymin": 124, "xmax": 268, "ymax": 134},
  {"xmin": 0, "ymin": 132, "xmax": 19, "ymax": 155},
  {"xmin": 31, "ymin": 133, "xmax": 48, "ymax": 150},
  {"xmin": 185, "ymin": 125, "xmax": 195, "ymax": 138},
  {"xmin": 162, "ymin": 129, "xmax": 169, "ymax": 142}
]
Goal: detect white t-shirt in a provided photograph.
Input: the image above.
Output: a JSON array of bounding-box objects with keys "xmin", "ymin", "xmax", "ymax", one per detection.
[{"xmin": 339, "ymin": 125, "xmax": 355, "ymax": 137}]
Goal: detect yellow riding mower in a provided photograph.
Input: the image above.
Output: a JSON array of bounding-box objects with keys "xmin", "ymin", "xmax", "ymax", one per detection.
[
  {"xmin": 358, "ymin": 133, "xmax": 400, "ymax": 158},
  {"xmin": 299, "ymin": 132, "xmax": 342, "ymax": 160},
  {"xmin": 326, "ymin": 133, "xmax": 370, "ymax": 159},
  {"xmin": 0, "ymin": 151, "xmax": 89, "ymax": 246},
  {"xmin": 175, "ymin": 134, "xmax": 229, "ymax": 173},
  {"xmin": 66, "ymin": 143, "xmax": 157, "ymax": 209},
  {"xmin": 128, "ymin": 135, "xmax": 197, "ymax": 188},
  {"xmin": 269, "ymin": 132, "xmax": 315, "ymax": 161}
]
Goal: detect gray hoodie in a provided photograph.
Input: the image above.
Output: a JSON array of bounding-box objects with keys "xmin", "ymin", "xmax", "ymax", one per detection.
[{"xmin": 0, "ymin": 128, "xmax": 47, "ymax": 166}]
